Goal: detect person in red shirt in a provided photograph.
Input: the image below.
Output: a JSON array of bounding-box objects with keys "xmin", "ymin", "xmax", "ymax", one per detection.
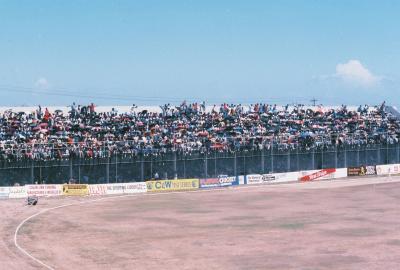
[{"xmin": 43, "ymin": 108, "xmax": 51, "ymax": 122}]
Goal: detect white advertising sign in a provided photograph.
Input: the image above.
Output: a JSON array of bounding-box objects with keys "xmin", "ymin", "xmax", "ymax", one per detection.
[
  {"xmin": 246, "ymin": 172, "xmax": 299, "ymax": 185},
  {"xmin": 334, "ymin": 168, "xmax": 347, "ymax": 179},
  {"xmin": 97, "ymin": 182, "xmax": 148, "ymax": 195},
  {"xmin": 269, "ymin": 172, "xmax": 299, "ymax": 183},
  {"xmin": 0, "ymin": 187, "xmax": 10, "ymax": 199},
  {"xmin": 123, "ymin": 182, "xmax": 147, "ymax": 194},
  {"xmin": 89, "ymin": 184, "xmax": 108, "ymax": 196},
  {"xmin": 376, "ymin": 164, "xmax": 400, "ymax": 176},
  {"xmin": 105, "ymin": 183, "xmax": 127, "ymax": 195},
  {"xmin": 8, "ymin": 186, "xmax": 27, "ymax": 199},
  {"xmin": 237, "ymin": 175, "xmax": 246, "ymax": 185},
  {"xmin": 26, "ymin": 184, "xmax": 63, "ymax": 197}
]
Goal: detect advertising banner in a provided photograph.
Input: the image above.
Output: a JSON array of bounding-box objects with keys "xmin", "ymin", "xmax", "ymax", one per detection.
[
  {"xmin": 146, "ymin": 179, "xmax": 199, "ymax": 192},
  {"xmin": 0, "ymin": 187, "xmax": 10, "ymax": 199},
  {"xmin": 62, "ymin": 184, "xmax": 89, "ymax": 196},
  {"xmin": 89, "ymin": 184, "xmax": 108, "ymax": 196},
  {"xmin": 246, "ymin": 172, "xmax": 299, "ymax": 185},
  {"xmin": 104, "ymin": 184, "xmax": 125, "ymax": 195},
  {"xmin": 376, "ymin": 164, "xmax": 400, "ymax": 176},
  {"xmin": 246, "ymin": 174, "xmax": 264, "ymax": 185},
  {"xmin": 26, "ymin": 185, "xmax": 63, "ymax": 197},
  {"xmin": 334, "ymin": 168, "xmax": 348, "ymax": 179},
  {"xmin": 270, "ymin": 172, "xmax": 300, "ymax": 183},
  {"xmin": 237, "ymin": 175, "xmax": 246, "ymax": 185},
  {"xmin": 104, "ymin": 183, "xmax": 147, "ymax": 195},
  {"xmin": 8, "ymin": 186, "xmax": 27, "ymax": 199},
  {"xmin": 123, "ymin": 182, "xmax": 147, "ymax": 194},
  {"xmin": 347, "ymin": 166, "xmax": 377, "ymax": 176},
  {"xmin": 89, "ymin": 183, "xmax": 147, "ymax": 196},
  {"xmin": 200, "ymin": 175, "xmax": 238, "ymax": 188},
  {"xmin": 299, "ymin": 168, "xmax": 336, "ymax": 182}
]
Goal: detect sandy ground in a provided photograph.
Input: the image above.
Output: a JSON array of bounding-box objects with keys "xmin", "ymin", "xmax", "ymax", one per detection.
[{"xmin": 2, "ymin": 176, "xmax": 400, "ymax": 270}]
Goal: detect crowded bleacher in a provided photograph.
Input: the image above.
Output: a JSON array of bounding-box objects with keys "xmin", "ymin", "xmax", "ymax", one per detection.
[{"xmin": 0, "ymin": 101, "xmax": 398, "ymax": 161}]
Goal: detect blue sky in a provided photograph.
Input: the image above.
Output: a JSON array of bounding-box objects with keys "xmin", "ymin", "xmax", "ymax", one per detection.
[{"xmin": 0, "ymin": 0, "xmax": 399, "ymax": 106}]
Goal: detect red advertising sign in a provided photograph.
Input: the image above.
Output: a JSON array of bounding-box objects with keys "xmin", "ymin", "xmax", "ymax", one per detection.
[{"xmin": 300, "ymin": 168, "xmax": 336, "ymax": 181}]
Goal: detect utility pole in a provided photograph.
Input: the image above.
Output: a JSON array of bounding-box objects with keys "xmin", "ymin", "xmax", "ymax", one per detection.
[{"xmin": 311, "ymin": 98, "xmax": 318, "ymax": 106}]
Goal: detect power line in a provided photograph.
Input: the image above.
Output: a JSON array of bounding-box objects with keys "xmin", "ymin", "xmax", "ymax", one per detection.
[{"xmin": 0, "ymin": 84, "xmax": 314, "ymax": 105}]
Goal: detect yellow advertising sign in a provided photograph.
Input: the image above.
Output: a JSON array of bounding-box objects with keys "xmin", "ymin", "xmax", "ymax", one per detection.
[
  {"xmin": 146, "ymin": 179, "xmax": 199, "ymax": 192},
  {"xmin": 62, "ymin": 184, "xmax": 89, "ymax": 196}
]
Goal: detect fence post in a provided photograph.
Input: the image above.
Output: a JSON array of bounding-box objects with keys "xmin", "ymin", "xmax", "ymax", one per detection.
[
  {"xmin": 397, "ymin": 143, "xmax": 400, "ymax": 163},
  {"xmin": 321, "ymin": 148, "xmax": 324, "ymax": 169},
  {"xmin": 78, "ymin": 161, "xmax": 81, "ymax": 184},
  {"xmin": 140, "ymin": 155, "xmax": 144, "ymax": 182},
  {"xmin": 106, "ymin": 157, "xmax": 110, "ymax": 184},
  {"xmin": 205, "ymin": 153, "xmax": 209, "ymax": 178},
  {"xmin": 356, "ymin": 146, "xmax": 360, "ymax": 166},
  {"xmin": 296, "ymin": 147, "xmax": 300, "ymax": 171},
  {"xmin": 364, "ymin": 146, "xmax": 367, "ymax": 165},
  {"xmin": 271, "ymin": 145, "xmax": 274, "ymax": 173},
  {"xmin": 312, "ymin": 148, "xmax": 315, "ymax": 170},
  {"xmin": 183, "ymin": 156, "xmax": 186, "ymax": 179},
  {"xmin": 173, "ymin": 152, "xmax": 177, "ymax": 179},
  {"xmin": 261, "ymin": 148, "xmax": 265, "ymax": 173},
  {"xmin": 233, "ymin": 151, "xmax": 237, "ymax": 176},
  {"xmin": 377, "ymin": 145, "xmax": 381, "ymax": 164},
  {"xmin": 386, "ymin": 144, "xmax": 389, "ymax": 164},
  {"xmin": 214, "ymin": 152, "xmax": 217, "ymax": 177},
  {"xmin": 31, "ymin": 160, "xmax": 34, "ymax": 184},
  {"xmin": 69, "ymin": 158, "xmax": 73, "ymax": 181},
  {"xmin": 39, "ymin": 166, "xmax": 42, "ymax": 184},
  {"xmin": 287, "ymin": 150, "xmax": 290, "ymax": 172},
  {"xmin": 334, "ymin": 145, "xmax": 338, "ymax": 169},
  {"xmin": 150, "ymin": 156, "xmax": 153, "ymax": 180},
  {"xmin": 115, "ymin": 155, "xmax": 118, "ymax": 183},
  {"xmin": 344, "ymin": 147, "xmax": 347, "ymax": 168},
  {"xmin": 243, "ymin": 152, "xmax": 246, "ymax": 175}
]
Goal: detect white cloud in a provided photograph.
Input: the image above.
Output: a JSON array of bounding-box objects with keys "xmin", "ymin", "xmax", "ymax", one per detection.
[
  {"xmin": 335, "ymin": 60, "xmax": 380, "ymax": 87},
  {"xmin": 35, "ymin": 77, "xmax": 49, "ymax": 89}
]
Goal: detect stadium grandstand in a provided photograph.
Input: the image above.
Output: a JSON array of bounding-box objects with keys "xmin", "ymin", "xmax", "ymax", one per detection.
[{"xmin": 1, "ymin": 101, "xmax": 399, "ymax": 185}]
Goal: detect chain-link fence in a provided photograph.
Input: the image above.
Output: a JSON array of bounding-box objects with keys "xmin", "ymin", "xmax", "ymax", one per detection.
[{"xmin": 1, "ymin": 143, "xmax": 399, "ymax": 186}]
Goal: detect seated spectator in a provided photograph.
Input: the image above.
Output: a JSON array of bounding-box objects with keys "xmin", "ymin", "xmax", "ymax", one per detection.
[{"xmin": 0, "ymin": 101, "xmax": 397, "ymax": 162}]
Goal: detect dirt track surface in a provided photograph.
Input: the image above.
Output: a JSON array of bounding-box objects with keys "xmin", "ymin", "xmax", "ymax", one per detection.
[{"xmin": 2, "ymin": 177, "xmax": 400, "ymax": 270}]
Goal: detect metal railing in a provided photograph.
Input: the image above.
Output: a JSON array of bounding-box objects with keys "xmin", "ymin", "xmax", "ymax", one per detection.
[{"xmin": 0, "ymin": 143, "xmax": 399, "ymax": 186}]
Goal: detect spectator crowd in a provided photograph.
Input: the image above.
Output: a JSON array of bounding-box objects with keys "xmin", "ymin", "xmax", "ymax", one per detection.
[{"xmin": 0, "ymin": 101, "xmax": 398, "ymax": 161}]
